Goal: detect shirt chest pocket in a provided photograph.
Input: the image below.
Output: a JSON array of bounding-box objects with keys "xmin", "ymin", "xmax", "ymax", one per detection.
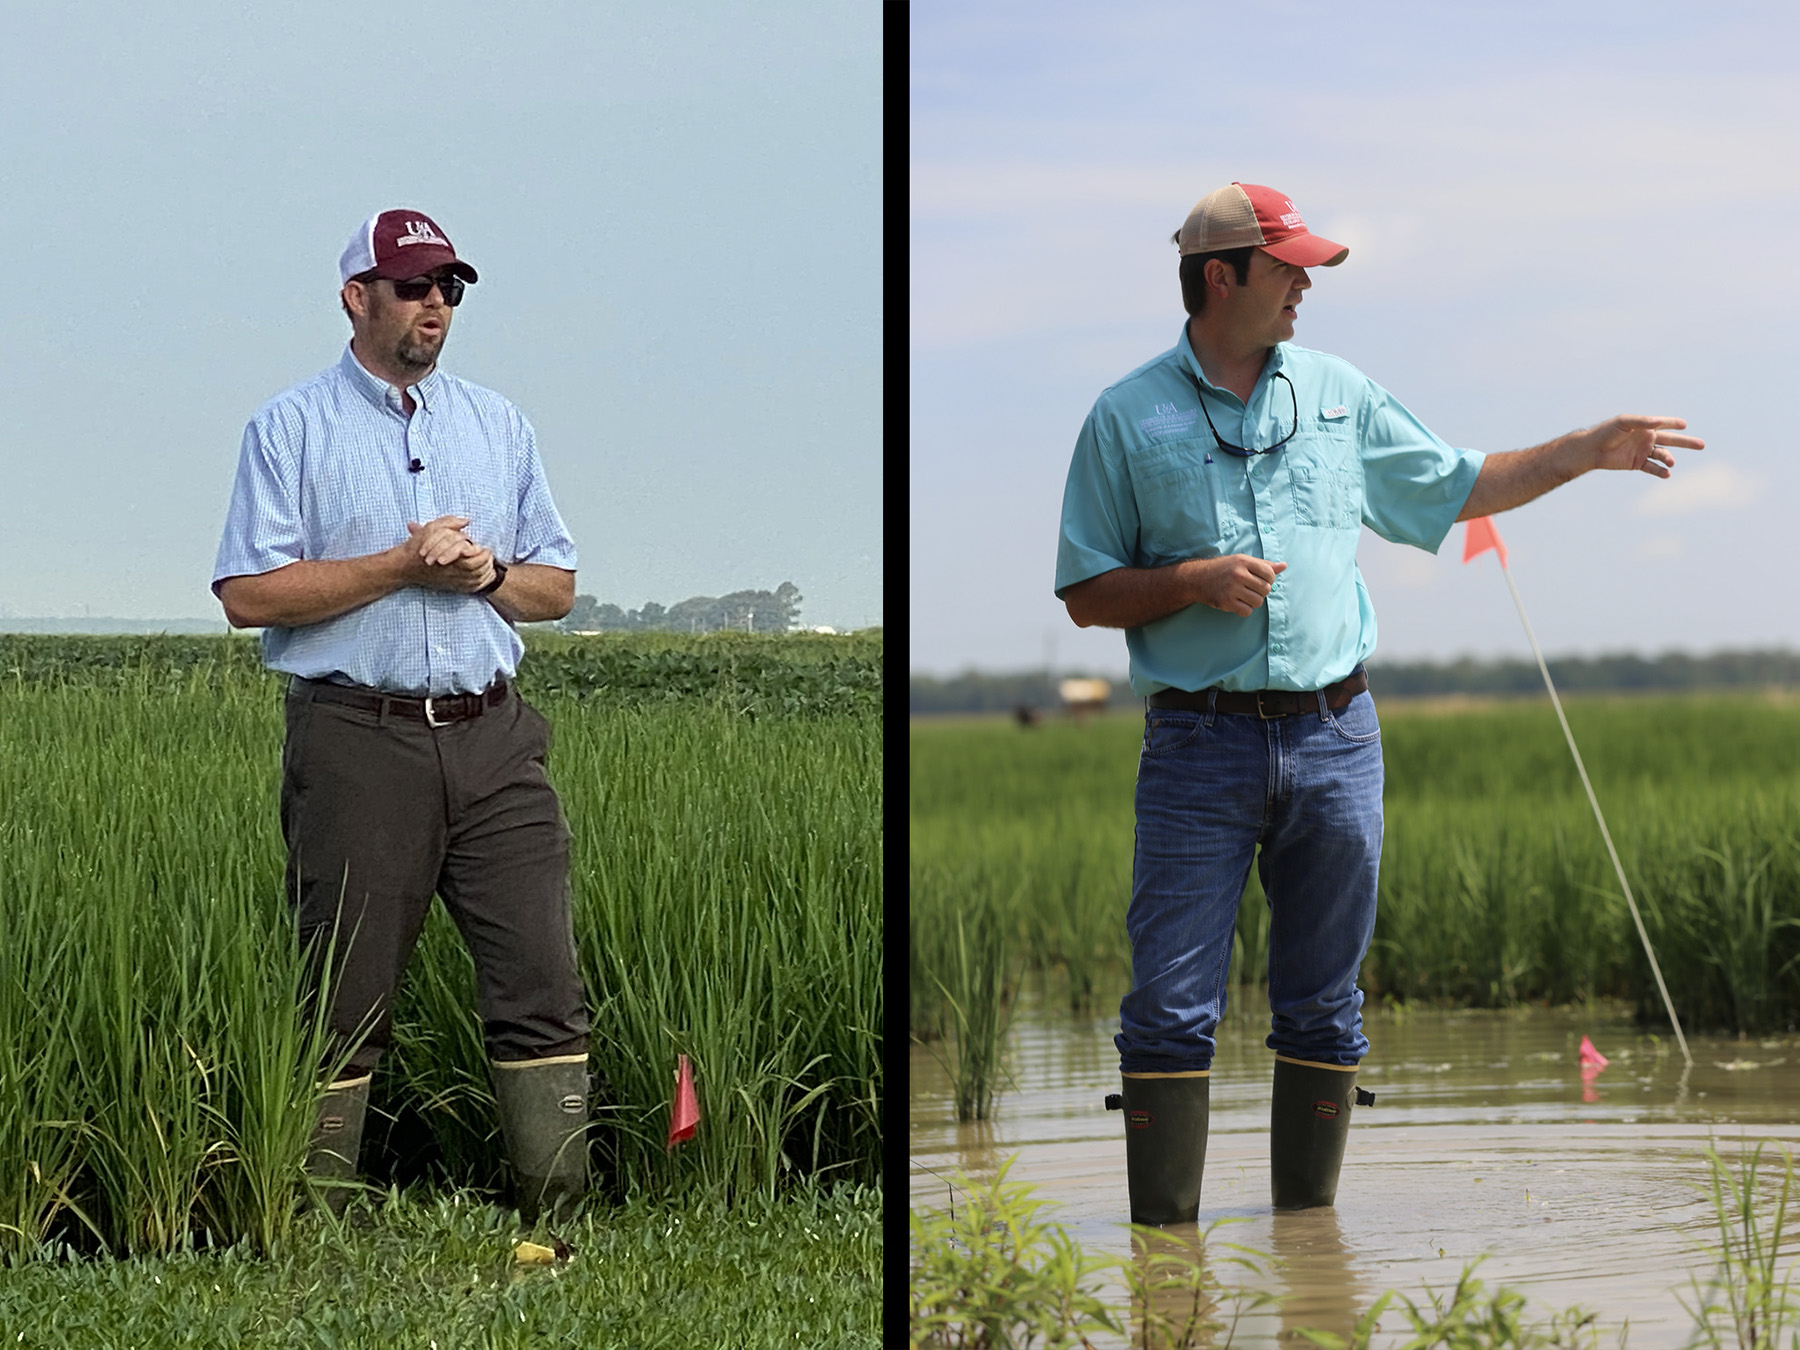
[
  {"xmin": 1132, "ymin": 439, "xmax": 1225, "ymax": 562},
  {"xmin": 1286, "ymin": 431, "xmax": 1361, "ymax": 530}
]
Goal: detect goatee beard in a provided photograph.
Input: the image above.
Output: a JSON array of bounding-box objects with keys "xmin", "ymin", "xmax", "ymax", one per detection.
[{"xmin": 393, "ymin": 330, "xmax": 443, "ymax": 377}]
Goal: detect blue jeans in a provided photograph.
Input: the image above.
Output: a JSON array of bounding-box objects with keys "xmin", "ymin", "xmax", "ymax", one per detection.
[{"xmin": 1116, "ymin": 689, "xmax": 1384, "ymax": 1073}]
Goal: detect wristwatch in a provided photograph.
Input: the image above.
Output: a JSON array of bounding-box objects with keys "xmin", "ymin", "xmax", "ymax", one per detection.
[{"xmin": 477, "ymin": 561, "xmax": 509, "ymax": 597}]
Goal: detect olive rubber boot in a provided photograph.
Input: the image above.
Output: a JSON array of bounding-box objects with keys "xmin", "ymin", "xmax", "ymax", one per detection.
[
  {"xmin": 1117, "ymin": 1072, "xmax": 1209, "ymax": 1226},
  {"xmin": 305, "ymin": 1074, "xmax": 371, "ymax": 1218},
  {"xmin": 1270, "ymin": 1056, "xmax": 1359, "ymax": 1209},
  {"xmin": 492, "ymin": 1057, "xmax": 590, "ymax": 1226}
]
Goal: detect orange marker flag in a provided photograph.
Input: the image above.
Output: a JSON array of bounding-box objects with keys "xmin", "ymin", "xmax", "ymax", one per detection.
[
  {"xmin": 1458, "ymin": 510, "xmax": 1692, "ymax": 1070},
  {"xmin": 666, "ymin": 1053, "xmax": 700, "ymax": 1149},
  {"xmin": 1462, "ymin": 516, "xmax": 1508, "ymax": 567}
]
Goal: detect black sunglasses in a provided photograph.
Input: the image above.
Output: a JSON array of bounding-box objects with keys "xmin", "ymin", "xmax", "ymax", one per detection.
[
  {"xmin": 1196, "ymin": 370, "xmax": 1298, "ymax": 457},
  {"xmin": 378, "ymin": 273, "xmax": 466, "ymax": 306}
]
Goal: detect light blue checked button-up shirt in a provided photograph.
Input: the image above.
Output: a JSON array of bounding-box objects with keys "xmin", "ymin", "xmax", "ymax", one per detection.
[
  {"xmin": 1056, "ymin": 326, "xmax": 1483, "ymax": 696},
  {"xmin": 212, "ymin": 346, "xmax": 578, "ymax": 695}
]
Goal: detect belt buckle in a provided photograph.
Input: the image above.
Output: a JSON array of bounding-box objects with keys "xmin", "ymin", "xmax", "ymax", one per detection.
[
  {"xmin": 1255, "ymin": 691, "xmax": 1281, "ymax": 720},
  {"xmin": 424, "ymin": 696, "xmax": 450, "ymax": 728}
]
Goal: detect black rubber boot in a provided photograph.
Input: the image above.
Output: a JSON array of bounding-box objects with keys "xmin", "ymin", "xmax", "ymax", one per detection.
[
  {"xmin": 305, "ymin": 1075, "xmax": 370, "ymax": 1218},
  {"xmin": 1119, "ymin": 1073, "xmax": 1209, "ymax": 1226},
  {"xmin": 1270, "ymin": 1056, "xmax": 1358, "ymax": 1209},
  {"xmin": 492, "ymin": 1057, "xmax": 590, "ymax": 1226}
]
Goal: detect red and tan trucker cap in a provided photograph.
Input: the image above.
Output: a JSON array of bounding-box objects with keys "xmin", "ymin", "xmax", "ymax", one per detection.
[
  {"xmin": 1175, "ymin": 183, "xmax": 1348, "ymax": 268},
  {"xmin": 337, "ymin": 209, "xmax": 479, "ymax": 285}
]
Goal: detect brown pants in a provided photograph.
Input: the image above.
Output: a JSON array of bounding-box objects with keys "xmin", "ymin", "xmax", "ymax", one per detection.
[{"xmin": 281, "ymin": 677, "xmax": 591, "ymax": 1079}]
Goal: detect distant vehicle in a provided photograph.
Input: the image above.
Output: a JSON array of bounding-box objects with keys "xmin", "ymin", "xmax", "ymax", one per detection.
[{"xmin": 1058, "ymin": 677, "xmax": 1111, "ymax": 718}]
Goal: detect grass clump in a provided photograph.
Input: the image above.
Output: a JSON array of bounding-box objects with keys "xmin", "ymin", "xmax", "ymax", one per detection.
[
  {"xmin": 909, "ymin": 1157, "xmax": 1276, "ymax": 1349},
  {"xmin": 1683, "ymin": 1142, "xmax": 1800, "ymax": 1350},
  {"xmin": 0, "ymin": 1180, "xmax": 880, "ymax": 1348},
  {"xmin": 909, "ymin": 1155, "xmax": 1123, "ymax": 1348},
  {"xmin": 1297, "ymin": 1261, "xmax": 1603, "ymax": 1350}
]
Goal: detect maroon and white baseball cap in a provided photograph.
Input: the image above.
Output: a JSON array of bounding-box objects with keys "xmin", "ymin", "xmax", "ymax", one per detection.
[
  {"xmin": 1175, "ymin": 183, "xmax": 1348, "ymax": 268},
  {"xmin": 337, "ymin": 209, "xmax": 479, "ymax": 285}
]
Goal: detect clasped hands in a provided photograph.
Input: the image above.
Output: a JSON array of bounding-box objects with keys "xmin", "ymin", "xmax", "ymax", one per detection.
[{"xmin": 394, "ymin": 515, "xmax": 498, "ymax": 594}]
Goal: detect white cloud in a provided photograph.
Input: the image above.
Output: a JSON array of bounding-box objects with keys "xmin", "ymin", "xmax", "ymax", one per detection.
[{"xmin": 1631, "ymin": 462, "xmax": 1762, "ymax": 516}]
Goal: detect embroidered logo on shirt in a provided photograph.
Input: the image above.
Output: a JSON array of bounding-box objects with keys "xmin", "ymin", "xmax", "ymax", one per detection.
[
  {"xmin": 1138, "ymin": 401, "xmax": 1200, "ymax": 438},
  {"xmin": 397, "ymin": 220, "xmax": 446, "ymax": 247}
]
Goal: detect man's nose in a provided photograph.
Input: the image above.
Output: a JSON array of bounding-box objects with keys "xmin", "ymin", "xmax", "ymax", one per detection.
[{"xmin": 1293, "ymin": 268, "xmax": 1312, "ymax": 291}]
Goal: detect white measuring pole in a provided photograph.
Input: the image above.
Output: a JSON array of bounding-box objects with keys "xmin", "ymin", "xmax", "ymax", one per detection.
[{"xmin": 1491, "ymin": 554, "xmax": 1692, "ymax": 1068}]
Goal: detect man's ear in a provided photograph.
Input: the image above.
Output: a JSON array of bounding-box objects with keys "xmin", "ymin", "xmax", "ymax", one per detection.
[
  {"xmin": 1203, "ymin": 257, "xmax": 1234, "ymax": 300},
  {"xmin": 341, "ymin": 280, "xmax": 369, "ymax": 321}
]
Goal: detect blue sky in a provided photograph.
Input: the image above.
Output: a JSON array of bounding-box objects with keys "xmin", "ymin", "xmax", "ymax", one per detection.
[
  {"xmin": 911, "ymin": 0, "xmax": 1800, "ymax": 675},
  {"xmin": 0, "ymin": 2, "xmax": 880, "ymax": 631}
]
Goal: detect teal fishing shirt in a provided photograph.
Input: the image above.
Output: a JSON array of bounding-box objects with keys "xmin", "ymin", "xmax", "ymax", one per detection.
[{"xmin": 1055, "ymin": 325, "xmax": 1483, "ymax": 695}]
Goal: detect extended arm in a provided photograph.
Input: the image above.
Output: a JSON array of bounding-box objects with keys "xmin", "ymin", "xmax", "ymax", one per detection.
[
  {"xmin": 1063, "ymin": 555, "xmax": 1288, "ymax": 629},
  {"xmin": 1457, "ymin": 415, "xmax": 1704, "ymax": 521}
]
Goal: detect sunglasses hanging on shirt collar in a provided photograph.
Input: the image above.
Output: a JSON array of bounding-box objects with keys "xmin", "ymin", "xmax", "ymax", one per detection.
[{"xmin": 1194, "ymin": 370, "xmax": 1298, "ymax": 457}]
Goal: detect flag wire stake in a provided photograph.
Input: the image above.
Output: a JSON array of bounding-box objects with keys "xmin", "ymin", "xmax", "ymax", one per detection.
[{"xmin": 1492, "ymin": 552, "xmax": 1692, "ymax": 1069}]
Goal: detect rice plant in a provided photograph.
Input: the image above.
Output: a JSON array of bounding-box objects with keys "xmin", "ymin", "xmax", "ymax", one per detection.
[
  {"xmin": 0, "ymin": 636, "xmax": 880, "ymax": 1255},
  {"xmin": 1682, "ymin": 1142, "xmax": 1800, "ymax": 1350},
  {"xmin": 911, "ymin": 693, "xmax": 1800, "ymax": 1032}
]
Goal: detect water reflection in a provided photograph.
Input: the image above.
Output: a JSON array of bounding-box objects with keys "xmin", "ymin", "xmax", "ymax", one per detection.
[
  {"xmin": 1270, "ymin": 1207, "xmax": 1363, "ymax": 1346},
  {"xmin": 910, "ymin": 1000, "xmax": 1800, "ymax": 1348}
]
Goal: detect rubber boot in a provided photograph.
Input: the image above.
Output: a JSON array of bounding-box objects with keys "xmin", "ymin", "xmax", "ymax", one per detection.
[
  {"xmin": 492, "ymin": 1057, "xmax": 590, "ymax": 1226},
  {"xmin": 1270, "ymin": 1056, "xmax": 1358, "ymax": 1209},
  {"xmin": 305, "ymin": 1074, "xmax": 371, "ymax": 1218},
  {"xmin": 1118, "ymin": 1072, "xmax": 1209, "ymax": 1226}
]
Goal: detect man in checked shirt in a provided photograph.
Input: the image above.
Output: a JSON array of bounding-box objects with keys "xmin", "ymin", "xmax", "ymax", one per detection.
[{"xmin": 213, "ymin": 208, "xmax": 589, "ymax": 1225}]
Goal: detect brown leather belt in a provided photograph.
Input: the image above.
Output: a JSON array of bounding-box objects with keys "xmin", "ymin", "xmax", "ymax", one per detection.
[
  {"xmin": 295, "ymin": 677, "xmax": 510, "ymax": 727},
  {"xmin": 1147, "ymin": 667, "xmax": 1368, "ymax": 718}
]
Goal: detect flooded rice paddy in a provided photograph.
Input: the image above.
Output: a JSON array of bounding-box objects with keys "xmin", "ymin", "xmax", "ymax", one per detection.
[{"xmin": 910, "ymin": 999, "xmax": 1800, "ymax": 1346}]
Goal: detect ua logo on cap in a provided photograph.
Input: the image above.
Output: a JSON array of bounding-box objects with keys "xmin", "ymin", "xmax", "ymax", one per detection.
[{"xmin": 398, "ymin": 220, "xmax": 444, "ymax": 246}]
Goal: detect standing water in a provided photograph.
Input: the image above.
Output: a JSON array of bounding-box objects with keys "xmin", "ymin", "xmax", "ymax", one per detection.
[{"xmin": 910, "ymin": 997, "xmax": 1800, "ymax": 1346}]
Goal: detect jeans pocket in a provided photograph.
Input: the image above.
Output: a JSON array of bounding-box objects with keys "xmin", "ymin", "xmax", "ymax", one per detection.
[
  {"xmin": 1141, "ymin": 712, "xmax": 1205, "ymax": 759},
  {"xmin": 1328, "ymin": 693, "xmax": 1381, "ymax": 745}
]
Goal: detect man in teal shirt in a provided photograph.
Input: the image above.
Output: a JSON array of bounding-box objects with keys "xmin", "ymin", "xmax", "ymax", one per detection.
[{"xmin": 1056, "ymin": 182, "xmax": 1702, "ymax": 1224}]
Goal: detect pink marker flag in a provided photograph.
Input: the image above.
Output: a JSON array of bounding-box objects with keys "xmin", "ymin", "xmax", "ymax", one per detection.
[
  {"xmin": 1462, "ymin": 516, "xmax": 1509, "ymax": 567},
  {"xmin": 666, "ymin": 1053, "xmax": 700, "ymax": 1150},
  {"xmin": 1578, "ymin": 1035, "xmax": 1609, "ymax": 1071}
]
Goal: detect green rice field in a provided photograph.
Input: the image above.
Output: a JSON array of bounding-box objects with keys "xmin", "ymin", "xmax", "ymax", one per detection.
[
  {"xmin": 0, "ymin": 632, "xmax": 881, "ymax": 1340},
  {"xmin": 911, "ymin": 692, "xmax": 1800, "ymax": 1114}
]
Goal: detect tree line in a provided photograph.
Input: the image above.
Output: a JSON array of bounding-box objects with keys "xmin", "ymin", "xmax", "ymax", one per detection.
[
  {"xmin": 559, "ymin": 582, "xmax": 803, "ymax": 635},
  {"xmin": 910, "ymin": 648, "xmax": 1800, "ymax": 714}
]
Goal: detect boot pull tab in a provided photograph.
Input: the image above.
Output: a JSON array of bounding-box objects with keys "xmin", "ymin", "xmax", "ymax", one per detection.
[
  {"xmin": 1355, "ymin": 1087, "xmax": 1376, "ymax": 1106},
  {"xmin": 1104, "ymin": 1093, "xmax": 1123, "ymax": 1111}
]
